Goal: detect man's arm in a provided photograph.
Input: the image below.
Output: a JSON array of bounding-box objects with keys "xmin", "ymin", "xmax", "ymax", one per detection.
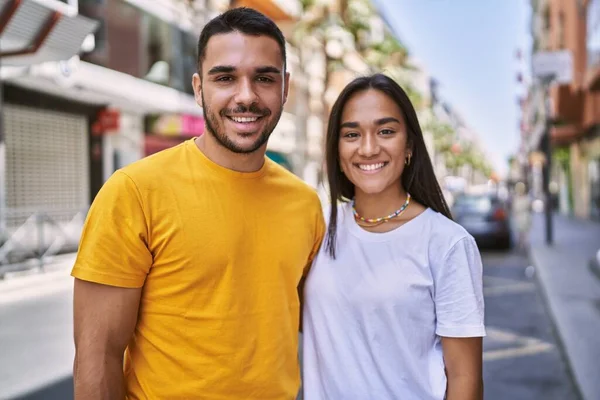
[
  {"xmin": 442, "ymin": 336, "xmax": 483, "ymax": 400},
  {"xmin": 73, "ymin": 279, "xmax": 142, "ymax": 399}
]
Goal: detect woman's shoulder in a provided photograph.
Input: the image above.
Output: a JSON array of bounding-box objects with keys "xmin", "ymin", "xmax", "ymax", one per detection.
[
  {"xmin": 424, "ymin": 209, "xmax": 475, "ymax": 254},
  {"xmin": 321, "ymin": 201, "xmax": 352, "ymax": 224}
]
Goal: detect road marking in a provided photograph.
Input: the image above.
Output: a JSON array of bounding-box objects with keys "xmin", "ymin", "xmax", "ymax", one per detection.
[
  {"xmin": 484, "ymin": 342, "xmax": 554, "ymax": 361},
  {"xmin": 484, "ymin": 327, "xmax": 555, "ymax": 362},
  {"xmin": 484, "ymin": 282, "xmax": 536, "ymax": 296},
  {"xmin": 484, "ymin": 276, "xmax": 524, "ymax": 286}
]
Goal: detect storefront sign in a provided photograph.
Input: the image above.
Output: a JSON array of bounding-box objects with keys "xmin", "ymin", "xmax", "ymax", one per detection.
[
  {"xmin": 146, "ymin": 114, "xmax": 205, "ymax": 137},
  {"xmin": 92, "ymin": 108, "xmax": 120, "ymax": 135}
]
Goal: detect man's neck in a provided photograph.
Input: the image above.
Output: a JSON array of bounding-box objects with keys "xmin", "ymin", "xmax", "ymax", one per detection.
[{"xmin": 194, "ymin": 134, "xmax": 266, "ymax": 173}]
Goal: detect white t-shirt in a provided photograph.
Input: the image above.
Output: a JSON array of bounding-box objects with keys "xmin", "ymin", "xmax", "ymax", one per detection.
[{"xmin": 302, "ymin": 203, "xmax": 486, "ymax": 400}]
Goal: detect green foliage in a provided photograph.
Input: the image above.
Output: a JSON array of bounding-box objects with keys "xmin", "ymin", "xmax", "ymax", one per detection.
[
  {"xmin": 300, "ymin": 0, "xmax": 315, "ymax": 10},
  {"xmin": 424, "ymin": 119, "xmax": 455, "ymax": 153},
  {"xmin": 553, "ymin": 146, "xmax": 570, "ymax": 167}
]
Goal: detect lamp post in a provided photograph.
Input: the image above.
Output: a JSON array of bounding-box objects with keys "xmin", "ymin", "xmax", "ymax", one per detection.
[
  {"xmin": 541, "ymin": 77, "xmax": 554, "ymax": 245},
  {"xmin": 532, "ymin": 49, "xmax": 572, "ymax": 246}
]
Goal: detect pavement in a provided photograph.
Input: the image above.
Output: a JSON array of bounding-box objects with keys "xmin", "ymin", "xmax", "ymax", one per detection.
[
  {"xmin": 529, "ymin": 212, "xmax": 600, "ymax": 400},
  {"xmin": 0, "ymin": 254, "xmax": 76, "ymax": 399}
]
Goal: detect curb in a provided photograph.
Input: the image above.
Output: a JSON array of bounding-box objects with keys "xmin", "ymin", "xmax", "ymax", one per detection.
[
  {"xmin": 590, "ymin": 255, "xmax": 600, "ymax": 282},
  {"xmin": 528, "ymin": 246, "xmax": 584, "ymax": 400}
]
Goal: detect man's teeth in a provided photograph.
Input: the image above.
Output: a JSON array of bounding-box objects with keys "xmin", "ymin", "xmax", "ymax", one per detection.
[
  {"xmin": 230, "ymin": 116, "xmax": 259, "ymax": 123},
  {"xmin": 358, "ymin": 163, "xmax": 385, "ymax": 171}
]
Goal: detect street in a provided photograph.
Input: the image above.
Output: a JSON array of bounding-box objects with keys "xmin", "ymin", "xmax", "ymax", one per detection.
[
  {"xmin": 0, "ymin": 249, "xmax": 579, "ymax": 400},
  {"xmin": 481, "ymin": 249, "xmax": 579, "ymax": 400}
]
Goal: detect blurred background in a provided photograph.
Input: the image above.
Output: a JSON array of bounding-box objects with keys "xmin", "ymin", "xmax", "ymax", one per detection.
[{"xmin": 0, "ymin": 0, "xmax": 599, "ymax": 399}]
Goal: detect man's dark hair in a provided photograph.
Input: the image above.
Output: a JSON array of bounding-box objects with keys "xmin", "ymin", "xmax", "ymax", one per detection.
[{"xmin": 197, "ymin": 7, "xmax": 287, "ymax": 73}]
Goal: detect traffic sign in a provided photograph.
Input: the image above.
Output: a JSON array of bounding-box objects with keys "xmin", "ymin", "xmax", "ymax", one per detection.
[{"xmin": 532, "ymin": 50, "xmax": 573, "ymax": 84}]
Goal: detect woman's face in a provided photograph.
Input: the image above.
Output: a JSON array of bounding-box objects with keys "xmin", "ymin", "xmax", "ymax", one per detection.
[{"xmin": 338, "ymin": 89, "xmax": 411, "ymax": 197}]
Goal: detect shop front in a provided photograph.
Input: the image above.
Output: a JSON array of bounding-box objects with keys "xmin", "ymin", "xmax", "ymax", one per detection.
[{"xmin": 144, "ymin": 113, "xmax": 205, "ymax": 155}]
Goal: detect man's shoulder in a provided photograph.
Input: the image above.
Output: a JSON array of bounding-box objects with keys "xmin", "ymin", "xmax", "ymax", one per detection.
[
  {"xmin": 118, "ymin": 143, "xmax": 187, "ymax": 184},
  {"xmin": 265, "ymin": 160, "xmax": 320, "ymax": 200}
]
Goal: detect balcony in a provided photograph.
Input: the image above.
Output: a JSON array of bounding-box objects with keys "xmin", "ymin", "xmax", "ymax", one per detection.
[
  {"xmin": 550, "ymin": 123, "xmax": 581, "ymax": 145},
  {"xmin": 233, "ymin": 0, "xmax": 300, "ymax": 22},
  {"xmin": 587, "ymin": 64, "xmax": 600, "ymax": 91},
  {"xmin": 550, "ymin": 84, "xmax": 583, "ymax": 125}
]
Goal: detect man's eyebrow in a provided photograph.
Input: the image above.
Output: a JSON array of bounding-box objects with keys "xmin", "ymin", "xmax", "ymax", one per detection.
[
  {"xmin": 256, "ymin": 66, "xmax": 281, "ymax": 74},
  {"xmin": 340, "ymin": 121, "xmax": 359, "ymax": 129},
  {"xmin": 207, "ymin": 65, "xmax": 235, "ymax": 75},
  {"xmin": 375, "ymin": 117, "xmax": 401, "ymax": 125}
]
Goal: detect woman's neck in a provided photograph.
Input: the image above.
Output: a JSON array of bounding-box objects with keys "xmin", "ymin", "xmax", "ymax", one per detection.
[{"xmin": 353, "ymin": 186, "xmax": 408, "ymax": 220}]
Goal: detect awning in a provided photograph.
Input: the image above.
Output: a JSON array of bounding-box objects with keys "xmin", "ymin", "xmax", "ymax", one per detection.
[
  {"xmin": 0, "ymin": 0, "xmax": 98, "ymax": 66},
  {"xmin": 5, "ymin": 60, "xmax": 203, "ymax": 116}
]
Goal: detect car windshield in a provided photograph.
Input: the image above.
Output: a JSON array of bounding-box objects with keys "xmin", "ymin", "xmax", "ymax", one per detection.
[{"xmin": 455, "ymin": 195, "xmax": 494, "ymax": 212}]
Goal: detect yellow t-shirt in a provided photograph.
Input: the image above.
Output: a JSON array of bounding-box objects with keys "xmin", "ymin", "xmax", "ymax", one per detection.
[{"xmin": 72, "ymin": 139, "xmax": 325, "ymax": 400}]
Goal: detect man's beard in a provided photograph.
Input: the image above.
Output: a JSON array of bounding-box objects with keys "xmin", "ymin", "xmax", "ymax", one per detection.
[{"xmin": 201, "ymin": 93, "xmax": 283, "ymax": 154}]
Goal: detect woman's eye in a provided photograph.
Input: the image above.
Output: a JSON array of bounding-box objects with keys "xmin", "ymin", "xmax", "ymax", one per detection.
[
  {"xmin": 343, "ymin": 132, "xmax": 359, "ymax": 138},
  {"xmin": 380, "ymin": 129, "xmax": 395, "ymax": 135}
]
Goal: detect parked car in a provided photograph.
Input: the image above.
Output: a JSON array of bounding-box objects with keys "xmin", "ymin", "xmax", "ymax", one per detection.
[{"xmin": 451, "ymin": 192, "xmax": 512, "ymax": 250}]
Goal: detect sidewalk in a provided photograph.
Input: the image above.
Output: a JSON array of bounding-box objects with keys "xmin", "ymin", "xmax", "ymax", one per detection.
[
  {"xmin": 529, "ymin": 212, "xmax": 600, "ymax": 400},
  {"xmin": 0, "ymin": 253, "xmax": 75, "ymax": 305}
]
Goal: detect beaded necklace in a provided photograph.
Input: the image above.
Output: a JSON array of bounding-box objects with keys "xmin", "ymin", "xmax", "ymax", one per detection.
[{"xmin": 352, "ymin": 193, "xmax": 411, "ymax": 227}]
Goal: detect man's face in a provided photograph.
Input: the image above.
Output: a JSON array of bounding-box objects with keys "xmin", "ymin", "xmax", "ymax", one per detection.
[{"xmin": 193, "ymin": 31, "xmax": 289, "ymax": 154}]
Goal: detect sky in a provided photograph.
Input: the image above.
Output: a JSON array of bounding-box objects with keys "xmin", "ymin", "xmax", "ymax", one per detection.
[{"xmin": 373, "ymin": 0, "xmax": 532, "ymax": 177}]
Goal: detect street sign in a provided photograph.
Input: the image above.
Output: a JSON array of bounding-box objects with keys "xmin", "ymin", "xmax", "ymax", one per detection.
[{"xmin": 532, "ymin": 50, "xmax": 573, "ymax": 84}]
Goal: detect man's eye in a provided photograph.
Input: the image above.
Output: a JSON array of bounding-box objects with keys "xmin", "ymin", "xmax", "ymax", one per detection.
[
  {"xmin": 257, "ymin": 76, "xmax": 274, "ymax": 83},
  {"xmin": 216, "ymin": 76, "xmax": 233, "ymax": 82}
]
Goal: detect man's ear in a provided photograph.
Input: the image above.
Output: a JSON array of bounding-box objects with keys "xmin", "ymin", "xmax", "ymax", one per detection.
[
  {"xmin": 192, "ymin": 73, "xmax": 203, "ymax": 107},
  {"xmin": 283, "ymin": 71, "xmax": 290, "ymax": 104}
]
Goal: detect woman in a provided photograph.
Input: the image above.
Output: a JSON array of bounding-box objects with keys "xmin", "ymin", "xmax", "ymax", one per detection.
[
  {"xmin": 302, "ymin": 74, "xmax": 485, "ymax": 400},
  {"xmin": 512, "ymin": 181, "xmax": 532, "ymax": 251}
]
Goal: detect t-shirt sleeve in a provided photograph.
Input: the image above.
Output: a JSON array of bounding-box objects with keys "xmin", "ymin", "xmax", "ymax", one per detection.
[
  {"xmin": 303, "ymin": 201, "xmax": 326, "ymax": 277},
  {"xmin": 71, "ymin": 171, "xmax": 153, "ymax": 288},
  {"xmin": 434, "ymin": 236, "xmax": 486, "ymax": 338}
]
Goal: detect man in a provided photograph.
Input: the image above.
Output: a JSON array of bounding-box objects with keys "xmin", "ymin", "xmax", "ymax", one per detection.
[{"xmin": 72, "ymin": 7, "xmax": 325, "ymax": 399}]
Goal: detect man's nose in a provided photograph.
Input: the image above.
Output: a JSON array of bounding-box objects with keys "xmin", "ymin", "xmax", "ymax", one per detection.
[
  {"xmin": 357, "ymin": 134, "xmax": 380, "ymax": 157},
  {"xmin": 234, "ymin": 78, "xmax": 258, "ymax": 105}
]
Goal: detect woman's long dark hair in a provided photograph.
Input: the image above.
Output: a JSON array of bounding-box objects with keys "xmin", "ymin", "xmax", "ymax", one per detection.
[{"xmin": 325, "ymin": 73, "xmax": 452, "ymax": 258}]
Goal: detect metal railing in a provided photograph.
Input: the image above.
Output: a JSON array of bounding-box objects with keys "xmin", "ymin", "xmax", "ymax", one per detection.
[{"xmin": 0, "ymin": 208, "xmax": 87, "ymax": 277}]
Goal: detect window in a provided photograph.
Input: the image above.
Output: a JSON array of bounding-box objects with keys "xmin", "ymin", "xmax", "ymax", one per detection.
[
  {"xmin": 558, "ymin": 12, "xmax": 565, "ymax": 49},
  {"xmin": 588, "ymin": 0, "xmax": 600, "ymax": 68},
  {"xmin": 170, "ymin": 29, "xmax": 197, "ymax": 95},
  {"xmin": 78, "ymin": 0, "xmax": 201, "ymax": 95}
]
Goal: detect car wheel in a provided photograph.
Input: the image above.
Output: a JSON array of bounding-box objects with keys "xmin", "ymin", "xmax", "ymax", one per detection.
[{"xmin": 498, "ymin": 236, "xmax": 512, "ymax": 250}]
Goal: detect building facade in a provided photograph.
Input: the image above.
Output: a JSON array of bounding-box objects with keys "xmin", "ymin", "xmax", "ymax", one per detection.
[{"xmin": 522, "ymin": 0, "xmax": 600, "ymax": 219}]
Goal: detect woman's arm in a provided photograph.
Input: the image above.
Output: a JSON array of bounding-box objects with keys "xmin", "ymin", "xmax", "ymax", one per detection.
[{"xmin": 441, "ymin": 336, "xmax": 483, "ymax": 400}]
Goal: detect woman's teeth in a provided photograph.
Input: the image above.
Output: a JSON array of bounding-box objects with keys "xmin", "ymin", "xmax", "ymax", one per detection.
[{"xmin": 358, "ymin": 163, "xmax": 386, "ymax": 171}]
